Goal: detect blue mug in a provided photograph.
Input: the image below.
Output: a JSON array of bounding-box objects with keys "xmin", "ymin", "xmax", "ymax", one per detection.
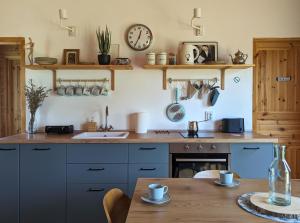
[
  {"xmin": 219, "ymin": 171, "xmax": 233, "ymax": 185},
  {"xmin": 148, "ymin": 184, "xmax": 168, "ymax": 201}
]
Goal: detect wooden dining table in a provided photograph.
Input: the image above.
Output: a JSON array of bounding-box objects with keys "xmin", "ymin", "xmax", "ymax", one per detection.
[{"xmin": 126, "ymin": 178, "xmax": 300, "ymax": 223}]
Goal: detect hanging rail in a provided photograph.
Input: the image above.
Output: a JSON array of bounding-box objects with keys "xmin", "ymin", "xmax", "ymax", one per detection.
[
  {"xmin": 168, "ymin": 77, "xmax": 218, "ymax": 84},
  {"xmin": 57, "ymin": 78, "xmax": 109, "ymax": 83}
]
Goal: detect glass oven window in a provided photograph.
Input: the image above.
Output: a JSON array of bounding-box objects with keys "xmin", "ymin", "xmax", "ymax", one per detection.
[{"xmin": 172, "ymin": 153, "xmax": 228, "ymax": 178}]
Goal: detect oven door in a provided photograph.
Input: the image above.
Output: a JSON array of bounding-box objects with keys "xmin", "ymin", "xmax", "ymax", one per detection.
[{"xmin": 172, "ymin": 153, "xmax": 229, "ymax": 178}]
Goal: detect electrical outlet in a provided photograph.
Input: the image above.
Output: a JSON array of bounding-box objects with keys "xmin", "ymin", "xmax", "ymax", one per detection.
[{"xmin": 205, "ymin": 111, "xmax": 213, "ymax": 121}]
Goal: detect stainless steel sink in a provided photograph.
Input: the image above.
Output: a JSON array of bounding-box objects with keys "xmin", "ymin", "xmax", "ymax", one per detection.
[{"xmin": 72, "ymin": 132, "xmax": 129, "ymax": 139}]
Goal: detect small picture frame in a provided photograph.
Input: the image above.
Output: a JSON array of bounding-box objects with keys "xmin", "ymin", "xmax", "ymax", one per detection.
[
  {"xmin": 63, "ymin": 49, "xmax": 80, "ymax": 64},
  {"xmin": 183, "ymin": 41, "xmax": 218, "ymax": 64}
]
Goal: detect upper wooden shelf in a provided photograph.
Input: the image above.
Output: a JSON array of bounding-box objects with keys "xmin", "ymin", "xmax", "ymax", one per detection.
[
  {"xmin": 143, "ymin": 64, "xmax": 254, "ymax": 70},
  {"xmin": 25, "ymin": 64, "xmax": 133, "ymax": 70},
  {"xmin": 25, "ymin": 64, "xmax": 133, "ymax": 91},
  {"xmin": 143, "ymin": 64, "xmax": 255, "ymax": 90}
]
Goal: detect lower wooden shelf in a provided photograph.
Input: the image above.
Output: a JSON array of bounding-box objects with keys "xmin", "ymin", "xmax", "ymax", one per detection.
[{"xmin": 143, "ymin": 64, "xmax": 255, "ymax": 90}]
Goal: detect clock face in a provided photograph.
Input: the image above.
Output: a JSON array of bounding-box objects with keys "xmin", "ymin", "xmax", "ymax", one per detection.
[{"xmin": 126, "ymin": 24, "xmax": 153, "ymax": 51}]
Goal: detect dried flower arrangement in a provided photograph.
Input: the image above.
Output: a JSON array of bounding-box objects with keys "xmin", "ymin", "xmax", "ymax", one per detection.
[{"xmin": 25, "ymin": 79, "xmax": 51, "ymax": 133}]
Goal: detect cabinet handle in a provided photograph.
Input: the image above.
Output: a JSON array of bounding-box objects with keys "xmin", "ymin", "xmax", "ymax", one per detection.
[
  {"xmin": 139, "ymin": 147, "xmax": 157, "ymax": 150},
  {"xmin": 33, "ymin": 148, "xmax": 51, "ymax": 151},
  {"xmin": 0, "ymin": 148, "xmax": 16, "ymax": 151},
  {"xmin": 140, "ymin": 168, "xmax": 156, "ymax": 171},
  {"xmin": 87, "ymin": 188, "xmax": 105, "ymax": 192},
  {"xmin": 87, "ymin": 168, "xmax": 105, "ymax": 171},
  {"xmin": 243, "ymin": 147, "xmax": 260, "ymax": 150}
]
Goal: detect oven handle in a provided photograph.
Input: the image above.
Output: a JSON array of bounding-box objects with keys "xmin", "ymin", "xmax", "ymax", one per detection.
[{"xmin": 175, "ymin": 158, "xmax": 227, "ymax": 162}]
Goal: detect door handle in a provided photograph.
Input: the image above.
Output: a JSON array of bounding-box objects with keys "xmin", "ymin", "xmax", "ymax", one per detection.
[
  {"xmin": 32, "ymin": 148, "xmax": 51, "ymax": 151},
  {"xmin": 0, "ymin": 148, "xmax": 16, "ymax": 151},
  {"xmin": 140, "ymin": 168, "xmax": 156, "ymax": 171},
  {"xmin": 243, "ymin": 147, "xmax": 260, "ymax": 150},
  {"xmin": 87, "ymin": 168, "xmax": 105, "ymax": 171},
  {"xmin": 139, "ymin": 147, "xmax": 157, "ymax": 150},
  {"xmin": 87, "ymin": 188, "xmax": 105, "ymax": 192}
]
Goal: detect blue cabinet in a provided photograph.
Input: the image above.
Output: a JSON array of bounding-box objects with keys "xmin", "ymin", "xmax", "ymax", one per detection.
[
  {"xmin": 20, "ymin": 144, "xmax": 67, "ymax": 223},
  {"xmin": 231, "ymin": 143, "xmax": 273, "ymax": 179},
  {"xmin": 0, "ymin": 144, "xmax": 19, "ymax": 223},
  {"xmin": 67, "ymin": 144, "xmax": 128, "ymax": 163},
  {"xmin": 67, "ymin": 144, "xmax": 129, "ymax": 223},
  {"xmin": 128, "ymin": 144, "xmax": 169, "ymax": 196},
  {"xmin": 67, "ymin": 183, "xmax": 127, "ymax": 223},
  {"xmin": 129, "ymin": 143, "xmax": 169, "ymax": 163}
]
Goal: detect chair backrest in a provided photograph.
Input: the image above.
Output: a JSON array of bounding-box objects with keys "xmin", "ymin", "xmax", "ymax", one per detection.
[
  {"xmin": 193, "ymin": 170, "xmax": 240, "ymax": 179},
  {"xmin": 103, "ymin": 188, "xmax": 131, "ymax": 223}
]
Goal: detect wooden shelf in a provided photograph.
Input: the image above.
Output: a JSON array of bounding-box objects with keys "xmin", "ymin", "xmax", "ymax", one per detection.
[
  {"xmin": 25, "ymin": 64, "xmax": 133, "ymax": 91},
  {"xmin": 143, "ymin": 64, "xmax": 255, "ymax": 90}
]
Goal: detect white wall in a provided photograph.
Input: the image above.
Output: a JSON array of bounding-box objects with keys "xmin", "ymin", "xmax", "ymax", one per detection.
[{"xmin": 1, "ymin": 0, "xmax": 300, "ymax": 131}]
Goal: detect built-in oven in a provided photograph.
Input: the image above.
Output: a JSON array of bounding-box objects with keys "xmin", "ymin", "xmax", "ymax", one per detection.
[{"xmin": 170, "ymin": 143, "xmax": 231, "ymax": 178}]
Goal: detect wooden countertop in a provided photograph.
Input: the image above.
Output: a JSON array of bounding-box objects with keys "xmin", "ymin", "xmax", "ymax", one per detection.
[
  {"xmin": 126, "ymin": 178, "xmax": 300, "ymax": 223},
  {"xmin": 0, "ymin": 131, "xmax": 278, "ymax": 144}
]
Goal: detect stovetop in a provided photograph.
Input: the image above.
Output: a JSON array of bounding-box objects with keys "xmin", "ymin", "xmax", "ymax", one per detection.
[{"xmin": 180, "ymin": 132, "xmax": 215, "ymax": 138}]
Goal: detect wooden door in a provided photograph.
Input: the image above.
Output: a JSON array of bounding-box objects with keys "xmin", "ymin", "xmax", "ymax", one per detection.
[
  {"xmin": 0, "ymin": 37, "xmax": 25, "ymax": 137},
  {"xmin": 253, "ymin": 38, "xmax": 300, "ymax": 179}
]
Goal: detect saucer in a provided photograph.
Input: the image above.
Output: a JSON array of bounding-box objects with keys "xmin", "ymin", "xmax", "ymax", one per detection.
[
  {"xmin": 141, "ymin": 192, "xmax": 171, "ymax": 205},
  {"xmin": 214, "ymin": 179, "xmax": 240, "ymax": 188}
]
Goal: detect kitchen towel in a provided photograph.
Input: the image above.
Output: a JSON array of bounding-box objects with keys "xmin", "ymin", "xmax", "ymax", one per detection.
[{"xmin": 136, "ymin": 112, "xmax": 149, "ymax": 134}]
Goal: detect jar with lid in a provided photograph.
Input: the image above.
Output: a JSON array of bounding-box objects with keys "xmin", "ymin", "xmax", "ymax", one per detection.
[{"xmin": 157, "ymin": 52, "xmax": 167, "ymax": 65}]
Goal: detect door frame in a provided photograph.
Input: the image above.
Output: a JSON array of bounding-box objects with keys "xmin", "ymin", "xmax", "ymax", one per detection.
[
  {"xmin": 252, "ymin": 37, "xmax": 300, "ymax": 131},
  {"xmin": 0, "ymin": 37, "xmax": 25, "ymax": 133}
]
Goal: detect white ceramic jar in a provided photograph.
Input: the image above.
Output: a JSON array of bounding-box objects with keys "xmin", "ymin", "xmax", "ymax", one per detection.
[
  {"xmin": 157, "ymin": 52, "xmax": 167, "ymax": 65},
  {"xmin": 146, "ymin": 52, "xmax": 156, "ymax": 65}
]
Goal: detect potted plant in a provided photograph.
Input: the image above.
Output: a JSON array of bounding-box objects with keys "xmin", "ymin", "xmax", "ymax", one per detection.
[
  {"xmin": 25, "ymin": 79, "xmax": 51, "ymax": 134},
  {"xmin": 96, "ymin": 26, "xmax": 111, "ymax": 65}
]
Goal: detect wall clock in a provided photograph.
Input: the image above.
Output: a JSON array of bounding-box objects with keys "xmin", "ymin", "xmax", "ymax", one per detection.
[{"xmin": 126, "ymin": 24, "xmax": 153, "ymax": 51}]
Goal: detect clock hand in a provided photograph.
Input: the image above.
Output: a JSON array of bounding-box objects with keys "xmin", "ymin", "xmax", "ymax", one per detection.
[{"xmin": 134, "ymin": 30, "xmax": 142, "ymax": 47}]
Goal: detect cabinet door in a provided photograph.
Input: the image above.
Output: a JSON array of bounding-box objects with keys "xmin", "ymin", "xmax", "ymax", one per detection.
[
  {"xmin": 231, "ymin": 143, "xmax": 273, "ymax": 179},
  {"xmin": 20, "ymin": 144, "xmax": 66, "ymax": 223},
  {"xmin": 67, "ymin": 183, "xmax": 128, "ymax": 223},
  {"xmin": 0, "ymin": 144, "xmax": 19, "ymax": 223}
]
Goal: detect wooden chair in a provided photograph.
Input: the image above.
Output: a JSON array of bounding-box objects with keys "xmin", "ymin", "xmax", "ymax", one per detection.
[
  {"xmin": 193, "ymin": 170, "xmax": 240, "ymax": 179},
  {"xmin": 103, "ymin": 188, "xmax": 131, "ymax": 223}
]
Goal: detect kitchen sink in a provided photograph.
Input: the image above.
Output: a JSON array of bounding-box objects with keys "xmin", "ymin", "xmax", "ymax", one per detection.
[{"xmin": 72, "ymin": 131, "xmax": 129, "ymax": 139}]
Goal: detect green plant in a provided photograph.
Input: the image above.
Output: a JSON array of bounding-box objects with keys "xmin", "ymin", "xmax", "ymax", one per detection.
[{"xmin": 96, "ymin": 26, "xmax": 111, "ymax": 54}]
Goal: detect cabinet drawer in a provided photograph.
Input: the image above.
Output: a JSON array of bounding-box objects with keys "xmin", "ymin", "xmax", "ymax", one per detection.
[
  {"xmin": 67, "ymin": 144, "xmax": 128, "ymax": 163},
  {"xmin": 68, "ymin": 164, "xmax": 127, "ymax": 183},
  {"xmin": 231, "ymin": 143, "xmax": 273, "ymax": 179},
  {"xmin": 67, "ymin": 183, "xmax": 128, "ymax": 223},
  {"xmin": 129, "ymin": 144, "xmax": 168, "ymax": 163},
  {"xmin": 129, "ymin": 163, "xmax": 169, "ymax": 183}
]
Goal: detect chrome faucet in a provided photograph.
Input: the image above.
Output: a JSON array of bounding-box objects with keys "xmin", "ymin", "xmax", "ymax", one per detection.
[{"xmin": 99, "ymin": 106, "xmax": 113, "ymax": 131}]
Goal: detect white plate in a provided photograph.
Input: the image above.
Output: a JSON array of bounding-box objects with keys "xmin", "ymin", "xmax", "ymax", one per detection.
[
  {"xmin": 141, "ymin": 192, "xmax": 171, "ymax": 205},
  {"xmin": 214, "ymin": 179, "xmax": 240, "ymax": 188}
]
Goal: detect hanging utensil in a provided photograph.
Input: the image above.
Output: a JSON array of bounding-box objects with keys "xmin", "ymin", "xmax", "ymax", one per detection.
[
  {"xmin": 181, "ymin": 81, "xmax": 197, "ymax": 100},
  {"xmin": 166, "ymin": 87, "xmax": 185, "ymax": 122},
  {"xmin": 209, "ymin": 86, "xmax": 220, "ymax": 106}
]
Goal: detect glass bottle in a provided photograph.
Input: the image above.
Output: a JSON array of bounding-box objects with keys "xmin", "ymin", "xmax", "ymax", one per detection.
[{"xmin": 268, "ymin": 144, "xmax": 291, "ymax": 206}]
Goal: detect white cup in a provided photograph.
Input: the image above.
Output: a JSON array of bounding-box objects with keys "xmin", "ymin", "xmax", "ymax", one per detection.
[
  {"xmin": 146, "ymin": 53, "xmax": 156, "ymax": 65},
  {"xmin": 148, "ymin": 184, "xmax": 168, "ymax": 201},
  {"xmin": 219, "ymin": 171, "xmax": 233, "ymax": 185}
]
